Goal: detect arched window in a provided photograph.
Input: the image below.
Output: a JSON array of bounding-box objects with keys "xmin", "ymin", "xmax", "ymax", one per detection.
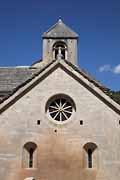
[
  {"xmin": 22, "ymin": 142, "xmax": 37, "ymax": 168},
  {"xmin": 53, "ymin": 42, "xmax": 67, "ymax": 60},
  {"xmin": 46, "ymin": 94, "xmax": 76, "ymax": 123},
  {"xmin": 83, "ymin": 142, "xmax": 98, "ymax": 169}
]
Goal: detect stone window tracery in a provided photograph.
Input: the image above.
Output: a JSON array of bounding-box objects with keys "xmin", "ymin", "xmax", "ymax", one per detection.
[{"xmin": 46, "ymin": 95, "xmax": 75, "ymax": 122}]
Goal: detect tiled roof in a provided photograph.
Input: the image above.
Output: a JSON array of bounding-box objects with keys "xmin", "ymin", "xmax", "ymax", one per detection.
[
  {"xmin": 0, "ymin": 67, "xmax": 37, "ymax": 100},
  {"xmin": 43, "ymin": 19, "xmax": 78, "ymax": 39},
  {"xmin": 0, "ymin": 60, "xmax": 55, "ymax": 103},
  {"xmin": 65, "ymin": 60, "xmax": 108, "ymax": 92},
  {"xmin": 0, "ymin": 59, "xmax": 109, "ymax": 104}
]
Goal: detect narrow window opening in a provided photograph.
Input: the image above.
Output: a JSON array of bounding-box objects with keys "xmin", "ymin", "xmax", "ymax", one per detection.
[
  {"xmin": 88, "ymin": 148, "xmax": 92, "ymax": 168},
  {"xmin": 80, "ymin": 120, "xmax": 83, "ymax": 125},
  {"xmin": 23, "ymin": 142, "xmax": 37, "ymax": 169},
  {"xmin": 29, "ymin": 148, "xmax": 34, "ymax": 168},
  {"xmin": 83, "ymin": 142, "xmax": 97, "ymax": 169},
  {"xmin": 37, "ymin": 120, "xmax": 40, "ymax": 125}
]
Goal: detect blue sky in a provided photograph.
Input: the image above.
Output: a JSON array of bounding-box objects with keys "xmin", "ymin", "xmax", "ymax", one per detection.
[{"xmin": 0, "ymin": 0, "xmax": 120, "ymax": 91}]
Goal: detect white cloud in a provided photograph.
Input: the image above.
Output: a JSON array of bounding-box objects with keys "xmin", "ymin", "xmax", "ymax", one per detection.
[
  {"xmin": 99, "ymin": 65, "xmax": 112, "ymax": 72},
  {"xmin": 113, "ymin": 64, "xmax": 120, "ymax": 74},
  {"xmin": 99, "ymin": 64, "xmax": 120, "ymax": 74}
]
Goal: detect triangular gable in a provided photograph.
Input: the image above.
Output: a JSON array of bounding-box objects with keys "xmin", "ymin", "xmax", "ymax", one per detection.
[{"xmin": 0, "ymin": 59, "xmax": 120, "ymax": 115}]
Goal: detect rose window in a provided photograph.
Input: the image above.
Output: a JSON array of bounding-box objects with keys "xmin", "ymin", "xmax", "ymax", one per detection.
[{"xmin": 48, "ymin": 97, "xmax": 74, "ymax": 122}]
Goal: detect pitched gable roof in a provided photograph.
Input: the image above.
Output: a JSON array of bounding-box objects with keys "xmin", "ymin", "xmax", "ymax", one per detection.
[
  {"xmin": 0, "ymin": 59, "xmax": 120, "ymax": 115},
  {"xmin": 0, "ymin": 60, "xmax": 55, "ymax": 103},
  {"xmin": 0, "ymin": 60, "xmax": 106, "ymax": 103},
  {"xmin": 43, "ymin": 19, "xmax": 78, "ymax": 39},
  {"xmin": 0, "ymin": 67, "xmax": 37, "ymax": 100}
]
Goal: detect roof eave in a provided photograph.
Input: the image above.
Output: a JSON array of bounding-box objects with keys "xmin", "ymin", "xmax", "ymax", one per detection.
[{"xmin": 42, "ymin": 36, "xmax": 78, "ymax": 39}]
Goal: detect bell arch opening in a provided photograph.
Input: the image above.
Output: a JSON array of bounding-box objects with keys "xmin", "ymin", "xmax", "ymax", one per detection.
[{"xmin": 53, "ymin": 42, "xmax": 67, "ymax": 60}]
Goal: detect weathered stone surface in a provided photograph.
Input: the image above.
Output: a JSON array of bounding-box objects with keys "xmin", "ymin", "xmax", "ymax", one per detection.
[
  {"xmin": 0, "ymin": 20, "xmax": 120, "ymax": 180},
  {"xmin": 0, "ymin": 66, "xmax": 120, "ymax": 180},
  {"xmin": 43, "ymin": 19, "xmax": 78, "ymax": 38}
]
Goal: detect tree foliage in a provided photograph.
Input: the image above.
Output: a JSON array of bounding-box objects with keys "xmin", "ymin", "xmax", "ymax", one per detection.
[{"xmin": 108, "ymin": 91, "xmax": 120, "ymax": 105}]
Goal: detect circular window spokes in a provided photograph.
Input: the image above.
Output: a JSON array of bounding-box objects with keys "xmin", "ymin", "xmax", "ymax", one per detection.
[{"xmin": 48, "ymin": 98, "xmax": 73, "ymax": 121}]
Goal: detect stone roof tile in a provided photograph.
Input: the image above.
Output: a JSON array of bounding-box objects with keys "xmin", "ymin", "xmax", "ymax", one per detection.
[
  {"xmin": 43, "ymin": 19, "xmax": 78, "ymax": 39},
  {"xmin": 0, "ymin": 60, "xmax": 110, "ymax": 104},
  {"xmin": 0, "ymin": 67, "xmax": 37, "ymax": 98}
]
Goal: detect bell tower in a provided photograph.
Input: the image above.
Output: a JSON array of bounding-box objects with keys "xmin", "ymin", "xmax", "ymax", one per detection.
[{"xmin": 42, "ymin": 19, "xmax": 78, "ymax": 65}]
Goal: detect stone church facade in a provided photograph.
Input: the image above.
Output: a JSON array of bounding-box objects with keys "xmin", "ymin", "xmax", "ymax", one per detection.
[{"xmin": 0, "ymin": 19, "xmax": 120, "ymax": 180}]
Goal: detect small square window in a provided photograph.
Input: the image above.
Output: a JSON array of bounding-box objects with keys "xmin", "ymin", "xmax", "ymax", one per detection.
[
  {"xmin": 37, "ymin": 120, "xmax": 41, "ymax": 125},
  {"xmin": 80, "ymin": 120, "xmax": 83, "ymax": 125}
]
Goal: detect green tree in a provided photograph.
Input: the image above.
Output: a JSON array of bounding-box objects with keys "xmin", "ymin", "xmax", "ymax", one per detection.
[{"xmin": 108, "ymin": 91, "xmax": 120, "ymax": 105}]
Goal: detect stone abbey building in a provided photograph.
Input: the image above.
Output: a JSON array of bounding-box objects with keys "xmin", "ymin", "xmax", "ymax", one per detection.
[{"xmin": 0, "ymin": 19, "xmax": 120, "ymax": 180}]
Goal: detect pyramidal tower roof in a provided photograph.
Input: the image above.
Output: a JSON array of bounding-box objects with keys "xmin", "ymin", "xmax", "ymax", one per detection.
[{"xmin": 43, "ymin": 18, "xmax": 78, "ymax": 39}]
